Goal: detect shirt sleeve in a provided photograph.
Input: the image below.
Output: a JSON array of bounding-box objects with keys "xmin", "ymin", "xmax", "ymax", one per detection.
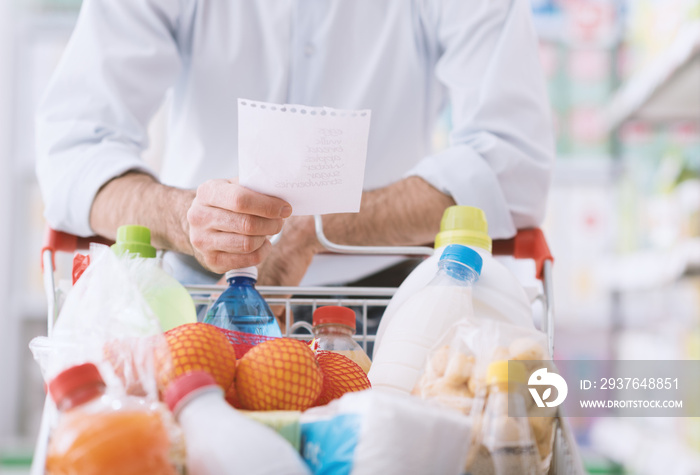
[
  {"xmin": 406, "ymin": 0, "xmax": 554, "ymax": 239},
  {"xmin": 36, "ymin": 0, "xmax": 183, "ymax": 237}
]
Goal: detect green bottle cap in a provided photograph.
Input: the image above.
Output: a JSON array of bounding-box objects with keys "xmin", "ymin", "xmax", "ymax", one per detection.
[
  {"xmin": 111, "ymin": 225, "xmax": 157, "ymax": 258},
  {"xmin": 434, "ymin": 206, "xmax": 492, "ymax": 252}
]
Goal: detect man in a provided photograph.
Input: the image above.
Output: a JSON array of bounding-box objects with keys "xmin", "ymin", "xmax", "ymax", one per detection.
[{"xmin": 37, "ymin": 0, "xmax": 553, "ymax": 288}]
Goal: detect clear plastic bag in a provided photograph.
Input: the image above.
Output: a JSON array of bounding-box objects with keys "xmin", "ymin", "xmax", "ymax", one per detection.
[
  {"xmin": 30, "ymin": 244, "xmax": 172, "ymax": 400},
  {"xmin": 412, "ymin": 320, "xmax": 556, "ymax": 474}
]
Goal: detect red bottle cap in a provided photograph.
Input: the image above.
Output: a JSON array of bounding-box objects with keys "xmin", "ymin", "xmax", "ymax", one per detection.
[
  {"xmin": 312, "ymin": 306, "xmax": 356, "ymax": 330},
  {"xmin": 48, "ymin": 363, "xmax": 105, "ymax": 410},
  {"xmin": 164, "ymin": 371, "xmax": 219, "ymax": 413}
]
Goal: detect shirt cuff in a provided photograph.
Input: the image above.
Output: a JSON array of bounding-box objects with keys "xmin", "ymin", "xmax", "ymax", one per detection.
[
  {"xmin": 405, "ymin": 145, "xmax": 517, "ymax": 239},
  {"xmin": 42, "ymin": 145, "xmax": 156, "ymax": 237}
]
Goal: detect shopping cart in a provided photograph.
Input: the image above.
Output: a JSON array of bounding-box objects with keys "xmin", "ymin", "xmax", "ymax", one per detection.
[{"xmin": 32, "ymin": 217, "xmax": 585, "ymax": 475}]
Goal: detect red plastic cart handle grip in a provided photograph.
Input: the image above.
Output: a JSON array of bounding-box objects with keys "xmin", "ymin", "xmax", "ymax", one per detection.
[
  {"xmin": 41, "ymin": 228, "xmax": 113, "ymax": 270},
  {"xmin": 492, "ymin": 228, "xmax": 553, "ymax": 281}
]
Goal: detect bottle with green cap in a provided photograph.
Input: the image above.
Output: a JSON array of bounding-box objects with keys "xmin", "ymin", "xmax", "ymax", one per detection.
[
  {"xmin": 112, "ymin": 225, "xmax": 197, "ymax": 332},
  {"xmin": 465, "ymin": 360, "xmax": 539, "ymax": 475},
  {"xmin": 374, "ymin": 206, "xmax": 534, "ymax": 352}
]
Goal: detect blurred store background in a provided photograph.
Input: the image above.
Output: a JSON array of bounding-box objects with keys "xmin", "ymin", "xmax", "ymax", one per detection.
[{"xmin": 0, "ymin": 0, "xmax": 699, "ymax": 473}]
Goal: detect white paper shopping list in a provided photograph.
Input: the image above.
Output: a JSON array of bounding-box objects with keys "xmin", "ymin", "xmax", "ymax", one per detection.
[{"xmin": 238, "ymin": 99, "xmax": 371, "ymax": 216}]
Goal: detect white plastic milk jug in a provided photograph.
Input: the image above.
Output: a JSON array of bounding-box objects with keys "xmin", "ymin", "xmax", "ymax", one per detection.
[
  {"xmin": 374, "ymin": 206, "xmax": 534, "ymax": 354},
  {"xmin": 369, "ymin": 244, "xmax": 482, "ymax": 394}
]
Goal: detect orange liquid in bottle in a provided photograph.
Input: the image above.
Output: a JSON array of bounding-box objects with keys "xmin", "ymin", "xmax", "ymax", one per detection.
[{"xmin": 46, "ymin": 410, "xmax": 175, "ymax": 475}]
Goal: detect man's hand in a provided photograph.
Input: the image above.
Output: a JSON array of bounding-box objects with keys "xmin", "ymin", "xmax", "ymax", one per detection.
[
  {"xmin": 90, "ymin": 172, "xmax": 293, "ymax": 273},
  {"xmin": 187, "ymin": 179, "xmax": 292, "ymax": 273}
]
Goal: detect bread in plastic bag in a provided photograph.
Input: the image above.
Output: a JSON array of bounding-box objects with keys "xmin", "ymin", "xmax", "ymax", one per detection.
[{"xmin": 412, "ymin": 319, "xmax": 556, "ymax": 474}]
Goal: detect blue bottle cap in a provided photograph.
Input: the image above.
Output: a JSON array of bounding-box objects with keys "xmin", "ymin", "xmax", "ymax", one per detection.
[{"xmin": 439, "ymin": 244, "xmax": 483, "ymax": 275}]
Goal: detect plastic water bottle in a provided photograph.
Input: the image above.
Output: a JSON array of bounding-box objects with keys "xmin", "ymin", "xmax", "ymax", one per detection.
[
  {"xmin": 204, "ymin": 267, "xmax": 282, "ymax": 337},
  {"xmin": 112, "ymin": 225, "xmax": 197, "ymax": 332},
  {"xmin": 164, "ymin": 371, "xmax": 310, "ymax": 475},
  {"xmin": 369, "ymin": 244, "xmax": 482, "ymax": 394},
  {"xmin": 465, "ymin": 361, "xmax": 539, "ymax": 475},
  {"xmin": 311, "ymin": 306, "xmax": 372, "ymax": 374},
  {"xmin": 375, "ymin": 206, "xmax": 534, "ymax": 352}
]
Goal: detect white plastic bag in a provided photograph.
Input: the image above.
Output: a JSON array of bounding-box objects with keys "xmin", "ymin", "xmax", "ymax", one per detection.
[
  {"xmin": 30, "ymin": 244, "xmax": 171, "ymax": 400},
  {"xmin": 412, "ymin": 320, "xmax": 556, "ymax": 474},
  {"xmin": 301, "ymin": 390, "xmax": 472, "ymax": 475}
]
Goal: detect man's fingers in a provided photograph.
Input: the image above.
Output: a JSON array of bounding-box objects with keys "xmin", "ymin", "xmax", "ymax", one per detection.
[
  {"xmin": 198, "ymin": 180, "xmax": 292, "ymax": 219},
  {"xmin": 191, "ymin": 231, "xmax": 267, "ymax": 255},
  {"xmin": 191, "ymin": 205, "xmax": 284, "ymax": 236},
  {"xmin": 188, "ymin": 179, "xmax": 293, "ymax": 273}
]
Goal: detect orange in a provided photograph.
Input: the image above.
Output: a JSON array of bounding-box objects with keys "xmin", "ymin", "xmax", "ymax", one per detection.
[
  {"xmin": 235, "ymin": 338, "xmax": 323, "ymax": 411},
  {"xmin": 163, "ymin": 323, "xmax": 237, "ymax": 391},
  {"xmin": 315, "ymin": 351, "xmax": 371, "ymax": 406}
]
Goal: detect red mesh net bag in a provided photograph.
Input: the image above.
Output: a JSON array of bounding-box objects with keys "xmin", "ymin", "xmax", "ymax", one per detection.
[
  {"xmin": 217, "ymin": 328, "xmax": 280, "ymax": 359},
  {"xmin": 314, "ymin": 350, "xmax": 371, "ymax": 406},
  {"xmin": 162, "ymin": 323, "xmax": 238, "ymax": 391},
  {"xmin": 234, "ymin": 338, "xmax": 323, "ymax": 411}
]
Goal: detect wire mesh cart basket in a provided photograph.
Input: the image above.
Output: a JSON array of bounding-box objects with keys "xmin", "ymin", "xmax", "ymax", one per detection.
[{"xmin": 33, "ymin": 217, "xmax": 585, "ymax": 475}]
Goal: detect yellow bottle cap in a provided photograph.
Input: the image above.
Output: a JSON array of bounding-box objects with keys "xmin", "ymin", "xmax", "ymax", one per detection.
[
  {"xmin": 487, "ymin": 360, "xmax": 527, "ymax": 385},
  {"xmin": 434, "ymin": 206, "xmax": 492, "ymax": 252}
]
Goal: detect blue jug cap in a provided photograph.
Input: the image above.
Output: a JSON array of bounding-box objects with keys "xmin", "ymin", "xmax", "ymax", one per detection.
[
  {"xmin": 225, "ymin": 266, "xmax": 258, "ymax": 281},
  {"xmin": 439, "ymin": 244, "xmax": 483, "ymax": 276}
]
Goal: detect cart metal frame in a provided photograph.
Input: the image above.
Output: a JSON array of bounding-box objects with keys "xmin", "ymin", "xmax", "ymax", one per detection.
[{"xmin": 32, "ymin": 217, "xmax": 584, "ymax": 475}]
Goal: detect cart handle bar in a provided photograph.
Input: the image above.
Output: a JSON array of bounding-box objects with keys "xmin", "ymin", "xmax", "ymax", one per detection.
[
  {"xmin": 40, "ymin": 228, "xmax": 112, "ymax": 271},
  {"xmin": 492, "ymin": 228, "xmax": 553, "ymax": 281},
  {"xmin": 41, "ymin": 223, "xmax": 553, "ymax": 280}
]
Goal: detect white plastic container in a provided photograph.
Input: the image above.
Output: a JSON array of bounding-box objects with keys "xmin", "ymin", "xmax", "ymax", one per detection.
[
  {"xmin": 374, "ymin": 207, "xmax": 534, "ymax": 352},
  {"xmin": 165, "ymin": 372, "xmax": 310, "ymax": 475},
  {"xmin": 369, "ymin": 244, "xmax": 482, "ymax": 394},
  {"xmin": 301, "ymin": 390, "xmax": 472, "ymax": 475}
]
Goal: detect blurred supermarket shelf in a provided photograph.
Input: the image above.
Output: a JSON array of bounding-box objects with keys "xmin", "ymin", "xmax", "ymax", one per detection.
[
  {"xmin": 590, "ymin": 419, "xmax": 700, "ymax": 474},
  {"xmin": 598, "ymin": 238, "xmax": 700, "ymax": 292},
  {"xmin": 606, "ymin": 21, "xmax": 700, "ymax": 130}
]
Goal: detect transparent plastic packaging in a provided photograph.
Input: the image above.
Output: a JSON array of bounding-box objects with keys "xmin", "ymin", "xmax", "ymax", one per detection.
[
  {"xmin": 465, "ymin": 361, "xmax": 540, "ymax": 475},
  {"xmin": 312, "ymin": 306, "xmax": 371, "ymax": 374},
  {"xmin": 413, "ymin": 320, "xmax": 556, "ymax": 473},
  {"xmin": 30, "ymin": 243, "xmax": 173, "ymax": 399}
]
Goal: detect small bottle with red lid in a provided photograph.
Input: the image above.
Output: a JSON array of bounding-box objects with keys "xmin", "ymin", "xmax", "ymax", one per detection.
[
  {"xmin": 45, "ymin": 363, "xmax": 177, "ymax": 475},
  {"xmin": 311, "ymin": 306, "xmax": 372, "ymax": 374}
]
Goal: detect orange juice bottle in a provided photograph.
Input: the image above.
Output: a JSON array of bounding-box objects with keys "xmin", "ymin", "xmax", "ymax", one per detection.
[
  {"xmin": 312, "ymin": 306, "xmax": 372, "ymax": 374},
  {"xmin": 46, "ymin": 363, "xmax": 176, "ymax": 475}
]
